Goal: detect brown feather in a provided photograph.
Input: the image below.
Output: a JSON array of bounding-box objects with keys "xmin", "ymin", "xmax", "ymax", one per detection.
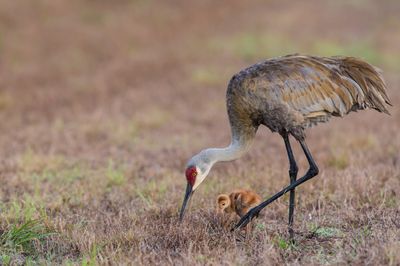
[
  {"xmin": 226, "ymin": 55, "xmax": 392, "ymax": 140},
  {"xmin": 229, "ymin": 189, "xmax": 262, "ymax": 217},
  {"xmin": 216, "ymin": 190, "xmax": 261, "ymax": 218}
]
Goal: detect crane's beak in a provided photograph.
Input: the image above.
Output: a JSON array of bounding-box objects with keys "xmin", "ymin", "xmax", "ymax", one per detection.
[{"xmin": 179, "ymin": 183, "xmax": 193, "ymax": 221}]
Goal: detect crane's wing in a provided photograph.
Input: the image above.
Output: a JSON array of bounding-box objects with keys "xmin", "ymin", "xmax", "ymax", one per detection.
[{"xmin": 266, "ymin": 55, "xmax": 391, "ymax": 124}]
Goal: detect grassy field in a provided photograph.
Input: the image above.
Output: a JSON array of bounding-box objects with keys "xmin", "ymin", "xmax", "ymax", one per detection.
[{"xmin": 0, "ymin": 0, "xmax": 399, "ymax": 264}]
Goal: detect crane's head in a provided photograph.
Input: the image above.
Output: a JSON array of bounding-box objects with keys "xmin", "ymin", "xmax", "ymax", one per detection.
[{"xmin": 179, "ymin": 152, "xmax": 213, "ymax": 221}]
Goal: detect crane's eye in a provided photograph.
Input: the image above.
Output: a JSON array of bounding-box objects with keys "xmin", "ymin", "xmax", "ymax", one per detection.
[{"xmin": 185, "ymin": 166, "xmax": 197, "ymax": 186}]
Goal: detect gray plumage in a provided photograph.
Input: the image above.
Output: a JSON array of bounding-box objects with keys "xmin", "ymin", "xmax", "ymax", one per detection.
[
  {"xmin": 226, "ymin": 54, "xmax": 392, "ymax": 141},
  {"xmin": 180, "ymin": 54, "xmax": 392, "ymax": 232}
]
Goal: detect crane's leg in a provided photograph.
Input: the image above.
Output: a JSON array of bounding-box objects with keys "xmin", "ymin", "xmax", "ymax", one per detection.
[
  {"xmin": 232, "ymin": 139, "xmax": 318, "ymax": 231},
  {"xmin": 283, "ymin": 133, "xmax": 298, "ymax": 239}
]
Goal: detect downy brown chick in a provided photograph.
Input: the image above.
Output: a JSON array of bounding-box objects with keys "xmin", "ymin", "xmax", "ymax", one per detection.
[{"xmin": 217, "ymin": 189, "xmax": 262, "ymax": 218}]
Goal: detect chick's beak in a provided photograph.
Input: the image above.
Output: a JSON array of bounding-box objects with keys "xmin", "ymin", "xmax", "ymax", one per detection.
[{"xmin": 179, "ymin": 183, "xmax": 193, "ymax": 221}]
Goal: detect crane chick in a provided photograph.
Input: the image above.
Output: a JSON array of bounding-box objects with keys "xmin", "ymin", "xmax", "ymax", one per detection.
[{"xmin": 217, "ymin": 189, "xmax": 262, "ymax": 218}]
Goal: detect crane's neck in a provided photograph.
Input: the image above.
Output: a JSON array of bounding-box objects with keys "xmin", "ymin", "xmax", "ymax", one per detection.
[
  {"xmin": 188, "ymin": 123, "xmax": 257, "ymax": 190},
  {"xmin": 198, "ymin": 120, "xmax": 258, "ymax": 167},
  {"xmin": 203, "ymin": 138, "xmax": 251, "ymax": 164}
]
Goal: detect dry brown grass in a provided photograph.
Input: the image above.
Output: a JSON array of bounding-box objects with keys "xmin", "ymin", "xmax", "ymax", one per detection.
[{"xmin": 0, "ymin": 0, "xmax": 399, "ymax": 264}]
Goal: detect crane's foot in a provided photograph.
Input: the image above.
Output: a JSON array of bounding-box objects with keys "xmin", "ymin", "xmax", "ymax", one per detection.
[{"xmin": 231, "ymin": 206, "xmax": 261, "ymax": 231}]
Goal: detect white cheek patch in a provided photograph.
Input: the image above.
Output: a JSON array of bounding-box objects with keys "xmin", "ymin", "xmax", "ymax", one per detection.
[{"xmin": 193, "ymin": 174, "xmax": 205, "ymax": 190}]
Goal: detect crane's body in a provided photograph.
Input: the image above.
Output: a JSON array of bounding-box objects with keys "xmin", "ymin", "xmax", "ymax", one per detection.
[
  {"xmin": 227, "ymin": 55, "xmax": 390, "ymax": 143},
  {"xmin": 180, "ymin": 54, "xmax": 392, "ymax": 237}
]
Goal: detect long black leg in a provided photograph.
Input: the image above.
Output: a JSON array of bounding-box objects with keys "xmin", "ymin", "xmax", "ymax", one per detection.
[
  {"xmin": 283, "ymin": 134, "xmax": 298, "ymax": 239},
  {"xmin": 233, "ymin": 139, "xmax": 318, "ymax": 231}
]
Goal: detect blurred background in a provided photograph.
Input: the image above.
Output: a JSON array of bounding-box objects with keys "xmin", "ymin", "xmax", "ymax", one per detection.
[
  {"xmin": 0, "ymin": 0, "xmax": 399, "ymax": 264},
  {"xmin": 1, "ymin": 0, "xmax": 400, "ymax": 155},
  {"xmin": 0, "ymin": 0, "xmax": 399, "ymax": 159}
]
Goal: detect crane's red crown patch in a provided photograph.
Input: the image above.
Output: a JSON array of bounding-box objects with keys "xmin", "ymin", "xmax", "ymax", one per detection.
[{"xmin": 185, "ymin": 166, "xmax": 197, "ymax": 186}]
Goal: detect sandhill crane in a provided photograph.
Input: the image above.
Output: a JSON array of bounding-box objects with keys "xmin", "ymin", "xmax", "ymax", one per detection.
[
  {"xmin": 179, "ymin": 54, "xmax": 392, "ymax": 237},
  {"xmin": 217, "ymin": 189, "xmax": 262, "ymax": 217}
]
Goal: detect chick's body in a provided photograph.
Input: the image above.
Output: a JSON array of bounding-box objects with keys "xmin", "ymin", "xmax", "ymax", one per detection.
[{"xmin": 217, "ymin": 189, "xmax": 262, "ymax": 218}]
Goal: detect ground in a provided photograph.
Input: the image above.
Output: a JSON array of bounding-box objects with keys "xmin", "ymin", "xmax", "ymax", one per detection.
[{"xmin": 0, "ymin": 0, "xmax": 399, "ymax": 265}]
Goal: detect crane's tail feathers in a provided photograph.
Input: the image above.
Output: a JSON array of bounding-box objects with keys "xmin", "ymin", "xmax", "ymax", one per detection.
[{"xmin": 339, "ymin": 57, "xmax": 392, "ymax": 115}]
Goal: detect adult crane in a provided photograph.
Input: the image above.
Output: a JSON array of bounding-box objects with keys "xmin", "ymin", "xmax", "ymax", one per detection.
[{"xmin": 179, "ymin": 54, "xmax": 391, "ymax": 237}]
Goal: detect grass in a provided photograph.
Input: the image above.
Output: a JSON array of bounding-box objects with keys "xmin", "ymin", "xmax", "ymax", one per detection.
[
  {"xmin": 191, "ymin": 68, "xmax": 225, "ymax": 86},
  {"xmin": 0, "ymin": 92, "xmax": 12, "ymax": 111},
  {"xmin": 313, "ymin": 227, "xmax": 343, "ymax": 238},
  {"xmin": 275, "ymin": 236, "xmax": 292, "ymax": 250},
  {"xmin": 210, "ymin": 32, "xmax": 400, "ymax": 71},
  {"xmin": 106, "ymin": 160, "xmax": 126, "ymax": 187},
  {"xmin": 0, "ymin": 220, "xmax": 53, "ymax": 263},
  {"xmin": 209, "ymin": 32, "xmax": 299, "ymax": 61},
  {"xmin": 0, "ymin": 0, "xmax": 399, "ymax": 264},
  {"xmin": 312, "ymin": 40, "xmax": 382, "ymax": 64},
  {"xmin": 327, "ymin": 152, "xmax": 349, "ymax": 170},
  {"xmin": 2, "ymin": 198, "xmax": 43, "ymax": 222}
]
